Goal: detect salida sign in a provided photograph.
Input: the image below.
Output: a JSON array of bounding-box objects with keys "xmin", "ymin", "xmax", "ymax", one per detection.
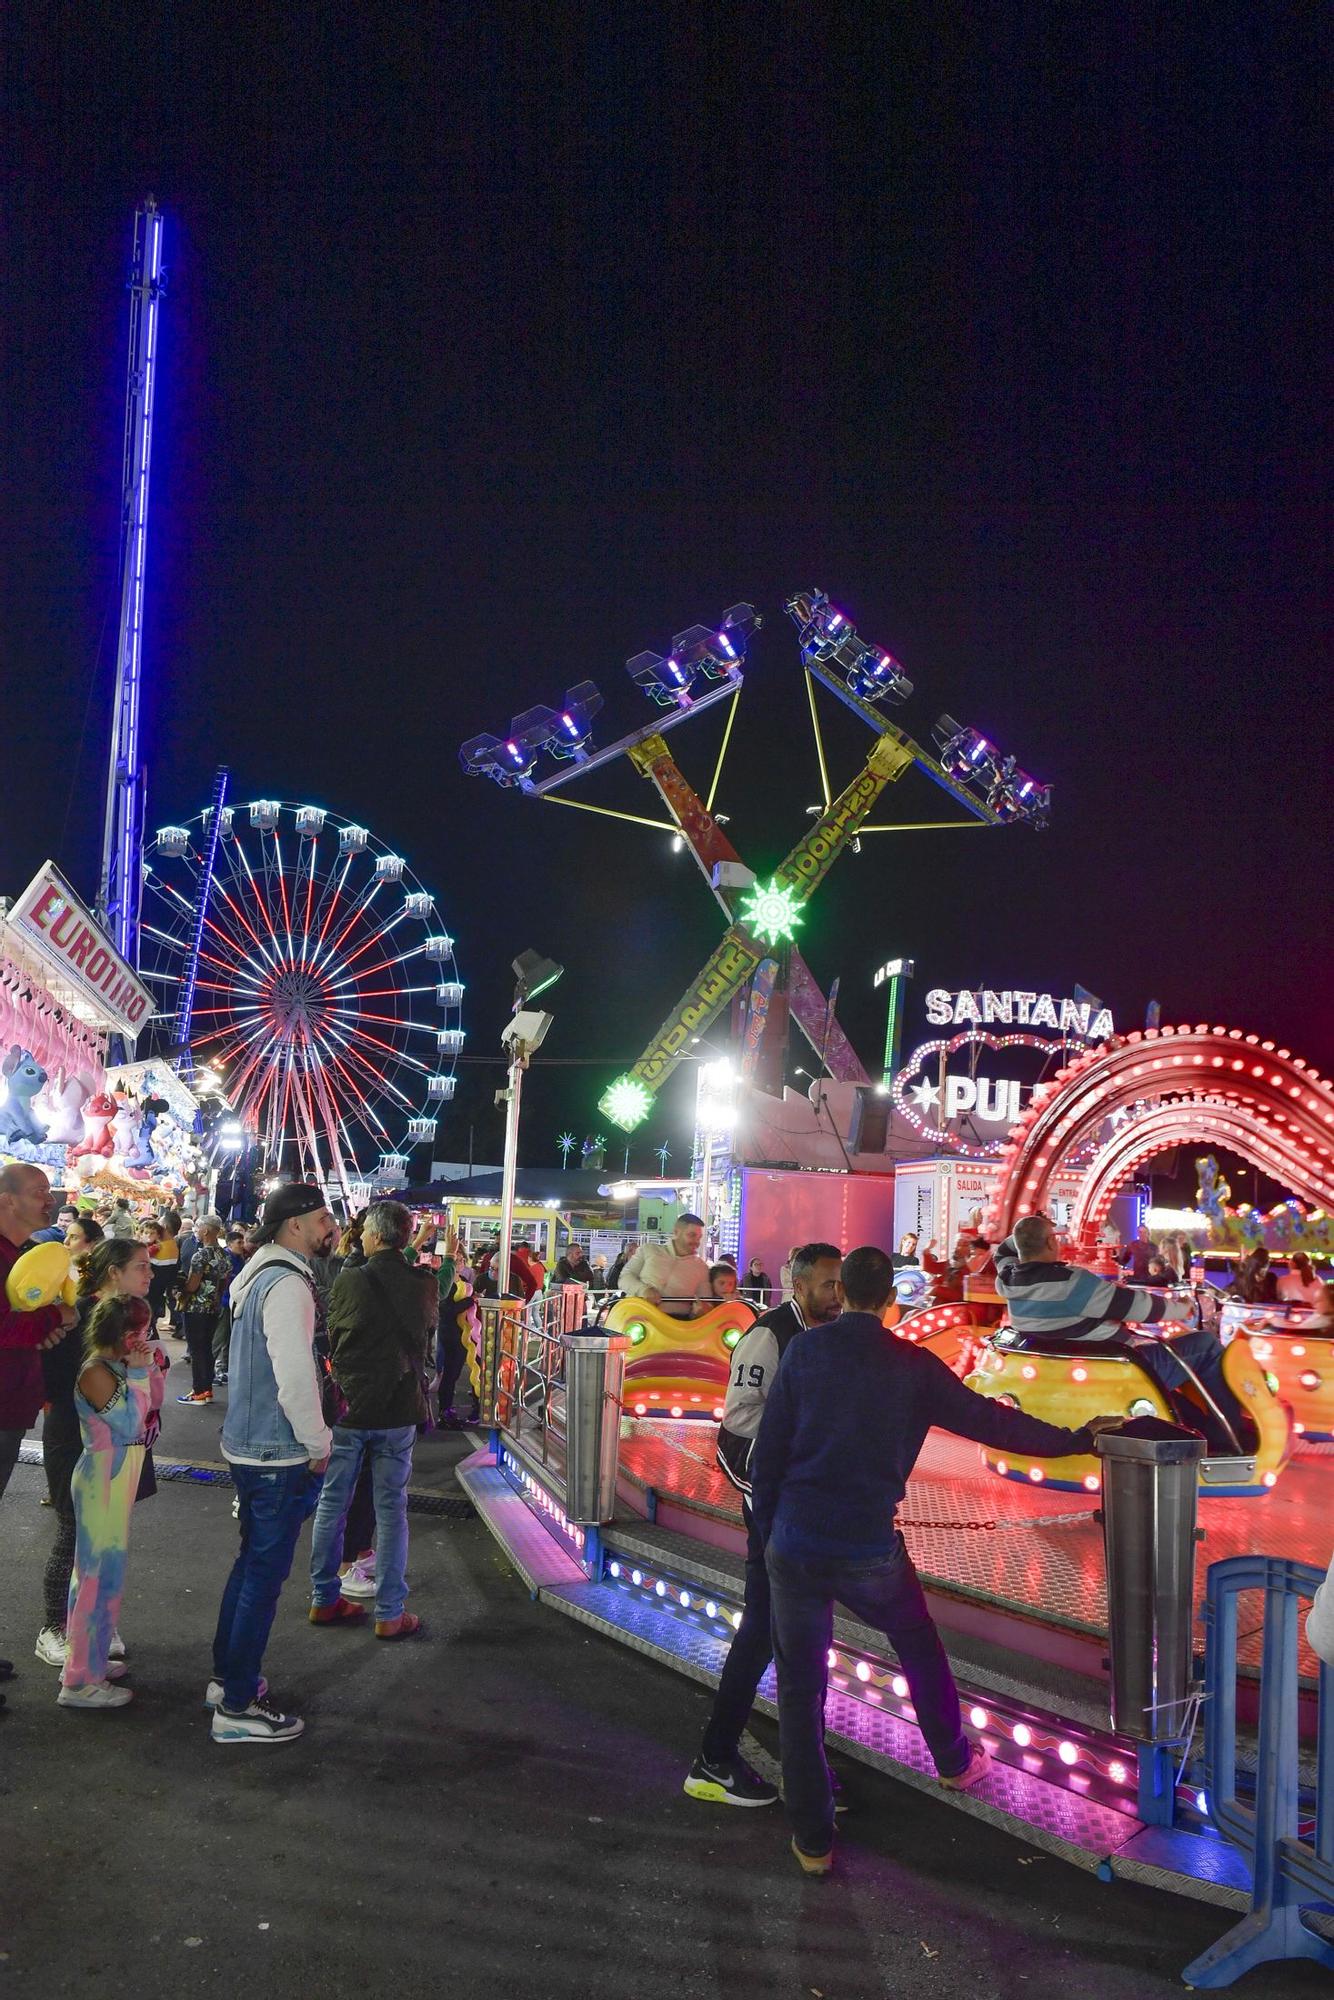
[{"xmin": 8, "ymin": 863, "xmax": 153, "ymax": 1040}]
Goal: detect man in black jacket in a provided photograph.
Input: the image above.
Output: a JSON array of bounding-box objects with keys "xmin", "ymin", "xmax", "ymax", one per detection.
[
  {"xmin": 683, "ymin": 1242, "xmax": 844, "ymax": 1810},
  {"xmin": 307, "ymin": 1200, "xmax": 435, "ymax": 1640},
  {"xmin": 554, "ymin": 1244, "xmax": 596, "ymax": 1288},
  {"xmin": 752, "ymin": 1245, "xmax": 1118, "ymax": 1873}
]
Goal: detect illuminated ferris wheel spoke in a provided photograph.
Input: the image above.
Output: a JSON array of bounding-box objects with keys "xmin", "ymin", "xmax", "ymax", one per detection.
[
  {"xmin": 210, "ymin": 879, "xmax": 274, "ymax": 962},
  {"xmin": 311, "ymin": 852, "xmax": 355, "ymax": 958},
  {"xmin": 319, "ymin": 878, "xmax": 384, "ymax": 967},
  {"xmin": 335, "ymin": 910, "xmax": 411, "ymax": 977},
  {"xmin": 299, "ymin": 860, "xmax": 318, "ymax": 970},
  {"xmin": 270, "ymin": 834, "xmax": 295, "ymax": 955},
  {"xmin": 231, "ymin": 836, "xmax": 287, "ymax": 958},
  {"xmin": 329, "ymin": 944, "xmax": 426, "ymax": 990},
  {"xmin": 325, "ymin": 1027, "xmax": 421, "ymax": 1112}
]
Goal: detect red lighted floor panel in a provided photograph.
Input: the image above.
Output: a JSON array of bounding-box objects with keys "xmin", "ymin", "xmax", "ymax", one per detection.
[{"xmin": 617, "ymin": 1420, "xmax": 1331, "ymax": 1679}]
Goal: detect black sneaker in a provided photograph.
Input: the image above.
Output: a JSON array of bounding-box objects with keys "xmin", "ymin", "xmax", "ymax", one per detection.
[{"xmin": 683, "ymin": 1752, "xmax": 779, "ymax": 1807}]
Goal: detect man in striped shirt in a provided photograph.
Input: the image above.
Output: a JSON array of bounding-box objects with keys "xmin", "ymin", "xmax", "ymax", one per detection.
[{"xmin": 996, "ymin": 1213, "xmax": 1252, "ymax": 1452}]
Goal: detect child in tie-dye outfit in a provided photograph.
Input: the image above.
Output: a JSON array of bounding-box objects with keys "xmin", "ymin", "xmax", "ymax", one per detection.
[{"xmin": 58, "ymin": 1294, "xmax": 164, "ymax": 1710}]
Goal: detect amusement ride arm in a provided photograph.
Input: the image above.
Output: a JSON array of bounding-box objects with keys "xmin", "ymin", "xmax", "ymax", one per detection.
[
  {"xmin": 624, "ymin": 734, "xmax": 871, "ymax": 1085},
  {"xmin": 603, "ymin": 732, "xmax": 914, "ymax": 1126}
]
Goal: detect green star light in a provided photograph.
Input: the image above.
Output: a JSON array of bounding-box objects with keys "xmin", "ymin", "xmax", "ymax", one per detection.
[
  {"xmin": 599, "ymin": 1074, "xmax": 654, "ymax": 1133},
  {"xmin": 739, "ymin": 876, "xmax": 803, "ymax": 948}
]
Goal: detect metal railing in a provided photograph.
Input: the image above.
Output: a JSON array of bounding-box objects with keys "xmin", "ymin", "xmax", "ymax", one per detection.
[
  {"xmin": 479, "ymin": 1288, "xmax": 585, "ymax": 1466},
  {"xmin": 1183, "ymin": 1555, "xmax": 1334, "ymax": 1986}
]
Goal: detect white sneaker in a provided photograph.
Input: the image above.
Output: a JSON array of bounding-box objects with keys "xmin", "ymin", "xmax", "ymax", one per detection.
[
  {"xmin": 108, "ymin": 1630, "xmax": 127, "ymax": 1660},
  {"xmin": 104, "ymin": 1659, "xmax": 130, "ymax": 1681},
  {"xmin": 58, "ymin": 1680, "xmax": 134, "ymax": 1710},
  {"xmin": 338, "ymin": 1557, "xmax": 377, "ymax": 1600},
  {"xmin": 940, "ymin": 1744, "xmax": 992, "ymax": 1792},
  {"xmin": 204, "ymin": 1675, "xmax": 268, "ymax": 1709},
  {"xmin": 34, "ymin": 1627, "xmax": 68, "ymax": 1667},
  {"xmin": 211, "ymin": 1698, "xmax": 303, "ymax": 1744}
]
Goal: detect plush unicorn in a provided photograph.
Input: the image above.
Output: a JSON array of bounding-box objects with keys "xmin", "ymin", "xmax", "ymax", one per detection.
[
  {"xmin": 37, "ymin": 1070, "xmax": 94, "ymax": 1146},
  {"xmin": 110, "ymin": 1094, "xmax": 143, "ymax": 1162},
  {"xmin": 0, "ymin": 1048, "xmax": 49, "ymax": 1145}
]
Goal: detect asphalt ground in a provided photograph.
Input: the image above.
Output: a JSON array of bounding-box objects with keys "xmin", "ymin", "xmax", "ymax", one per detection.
[{"xmin": 0, "ymin": 1352, "xmax": 1327, "ymax": 1998}]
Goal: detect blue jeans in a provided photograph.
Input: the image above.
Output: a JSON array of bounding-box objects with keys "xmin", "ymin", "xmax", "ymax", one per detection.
[
  {"xmin": 767, "ymin": 1535, "xmax": 968, "ymax": 1854},
  {"xmin": 309, "ymin": 1426, "xmax": 416, "ymax": 1621},
  {"xmin": 1128, "ymin": 1327, "xmax": 1248, "ymax": 1447},
  {"xmin": 214, "ymin": 1462, "xmax": 323, "ymax": 1710}
]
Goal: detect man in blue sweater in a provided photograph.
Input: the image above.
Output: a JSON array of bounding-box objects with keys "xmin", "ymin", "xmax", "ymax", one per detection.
[{"xmin": 750, "ymin": 1244, "xmax": 1115, "ymax": 1874}]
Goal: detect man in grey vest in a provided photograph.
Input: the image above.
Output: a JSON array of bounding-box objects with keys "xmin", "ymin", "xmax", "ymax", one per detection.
[{"xmin": 210, "ymin": 1183, "xmax": 336, "ymax": 1743}]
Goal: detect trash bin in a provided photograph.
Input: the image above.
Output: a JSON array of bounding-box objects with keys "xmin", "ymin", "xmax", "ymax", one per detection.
[
  {"xmin": 1095, "ymin": 1419, "xmax": 1205, "ymax": 1742},
  {"xmin": 561, "ymin": 1330, "xmax": 630, "ymax": 1524}
]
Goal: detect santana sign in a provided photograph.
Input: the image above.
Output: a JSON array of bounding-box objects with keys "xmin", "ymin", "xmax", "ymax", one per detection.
[
  {"xmin": 7, "ymin": 862, "xmax": 153, "ymax": 1040},
  {"xmin": 892, "ymin": 1027, "xmax": 1077, "ymax": 1157},
  {"xmin": 924, "ymin": 987, "xmax": 1114, "ymax": 1039}
]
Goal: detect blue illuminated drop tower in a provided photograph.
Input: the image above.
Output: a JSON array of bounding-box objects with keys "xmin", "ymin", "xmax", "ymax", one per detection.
[{"xmin": 97, "ymin": 197, "xmax": 166, "ymax": 968}]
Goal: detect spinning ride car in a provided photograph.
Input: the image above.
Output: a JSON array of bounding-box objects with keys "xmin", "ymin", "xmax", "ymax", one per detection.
[
  {"xmin": 604, "ymin": 1294, "xmax": 756, "ymax": 1419},
  {"xmin": 1220, "ymin": 1299, "xmax": 1334, "ymax": 1442},
  {"xmin": 890, "ymin": 1275, "xmax": 1006, "ymax": 1369},
  {"xmin": 965, "ymin": 1313, "xmax": 1292, "ymax": 1497}
]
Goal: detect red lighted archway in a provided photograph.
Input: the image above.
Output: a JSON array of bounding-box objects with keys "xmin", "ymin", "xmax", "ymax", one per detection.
[{"xmin": 985, "ymin": 1025, "xmax": 1334, "ymax": 1251}]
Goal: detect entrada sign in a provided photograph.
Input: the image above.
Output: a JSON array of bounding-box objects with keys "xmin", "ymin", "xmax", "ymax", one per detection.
[{"xmin": 924, "ymin": 987, "xmax": 1114, "ymax": 1039}]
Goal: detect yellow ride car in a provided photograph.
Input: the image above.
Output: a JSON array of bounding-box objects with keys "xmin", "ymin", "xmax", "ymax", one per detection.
[
  {"xmin": 1219, "ymin": 1300, "xmax": 1334, "ymax": 1442},
  {"xmin": 604, "ymin": 1294, "xmax": 756, "ymax": 1419},
  {"xmin": 965, "ymin": 1329, "xmax": 1292, "ymax": 1497}
]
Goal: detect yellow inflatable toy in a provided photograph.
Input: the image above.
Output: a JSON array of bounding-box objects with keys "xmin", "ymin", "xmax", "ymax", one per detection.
[
  {"xmin": 604, "ymin": 1295, "xmax": 756, "ymax": 1418},
  {"xmin": 6, "ymin": 1241, "xmax": 78, "ymax": 1311},
  {"xmin": 965, "ymin": 1330, "xmax": 1291, "ymax": 1497}
]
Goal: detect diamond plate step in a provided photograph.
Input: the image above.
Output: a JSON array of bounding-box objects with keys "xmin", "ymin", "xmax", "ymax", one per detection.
[
  {"xmin": 540, "ymin": 1576, "xmax": 1158, "ymax": 1881},
  {"xmin": 456, "ymin": 1451, "xmax": 585, "ymax": 1594},
  {"xmin": 600, "ymin": 1516, "xmax": 1115, "ymax": 1733}
]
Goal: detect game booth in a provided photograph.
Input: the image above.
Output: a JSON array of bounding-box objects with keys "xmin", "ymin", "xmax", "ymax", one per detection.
[{"xmin": 0, "ymin": 863, "xmax": 204, "ymax": 1201}]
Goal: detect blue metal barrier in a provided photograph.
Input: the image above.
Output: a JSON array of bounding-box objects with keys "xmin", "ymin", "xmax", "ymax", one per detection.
[{"xmin": 1183, "ymin": 1555, "xmax": 1334, "ymax": 1986}]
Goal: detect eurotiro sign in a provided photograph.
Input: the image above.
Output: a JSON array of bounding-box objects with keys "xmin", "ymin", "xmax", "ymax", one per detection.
[{"xmin": 7, "ymin": 862, "xmax": 153, "ymax": 1040}]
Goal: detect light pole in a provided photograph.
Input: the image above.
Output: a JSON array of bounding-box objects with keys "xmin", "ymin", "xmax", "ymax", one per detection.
[{"xmin": 496, "ymin": 951, "xmax": 563, "ymax": 1295}]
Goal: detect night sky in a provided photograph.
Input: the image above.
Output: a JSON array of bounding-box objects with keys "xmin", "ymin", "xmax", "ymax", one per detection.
[{"xmin": 5, "ymin": 8, "xmax": 1329, "ymax": 1177}]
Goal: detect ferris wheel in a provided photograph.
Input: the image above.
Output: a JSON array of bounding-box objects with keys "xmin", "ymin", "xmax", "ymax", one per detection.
[{"xmin": 139, "ymin": 798, "xmax": 463, "ymax": 1196}]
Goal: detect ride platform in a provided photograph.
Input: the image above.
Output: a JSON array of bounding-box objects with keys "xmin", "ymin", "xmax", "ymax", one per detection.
[
  {"xmin": 461, "ymin": 1434, "xmax": 1274, "ymax": 1912},
  {"xmin": 615, "ymin": 1417, "xmax": 1329, "ymax": 1688}
]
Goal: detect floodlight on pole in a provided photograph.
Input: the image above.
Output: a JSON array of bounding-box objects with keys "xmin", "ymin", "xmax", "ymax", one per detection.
[{"xmin": 496, "ymin": 950, "xmax": 563, "ymax": 1300}]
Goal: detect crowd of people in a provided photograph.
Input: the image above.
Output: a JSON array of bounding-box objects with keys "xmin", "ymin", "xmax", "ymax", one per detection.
[
  {"xmin": 3, "ymin": 1156, "xmax": 1331, "ymax": 1866},
  {"xmin": 0, "ymin": 1164, "xmax": 484, "ymax": 1730}
]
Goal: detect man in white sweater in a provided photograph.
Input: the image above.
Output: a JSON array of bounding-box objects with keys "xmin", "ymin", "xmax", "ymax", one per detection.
[{"xmin": 617, "ymin": 1213, "xmax": 713, "ymax": 1319}]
